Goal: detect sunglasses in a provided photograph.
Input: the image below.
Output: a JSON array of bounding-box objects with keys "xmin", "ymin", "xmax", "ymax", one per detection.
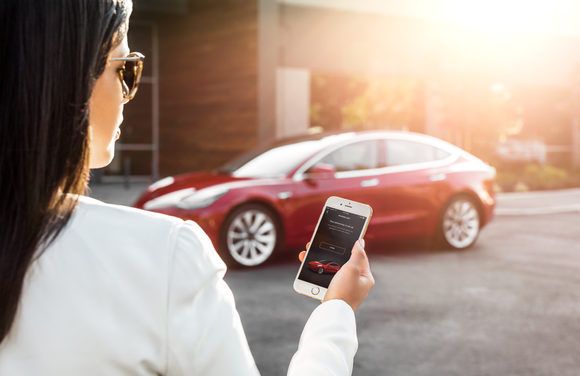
[{"xmin": 110, "ymin": 52, "xmax": 145, "ymax": 100}]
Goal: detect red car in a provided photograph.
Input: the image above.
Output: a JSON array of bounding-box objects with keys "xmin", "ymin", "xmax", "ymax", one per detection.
[
  {"xmin": 308, "ymin": 260, "xmax": 342, "ymax": 275},
  {"xmin": 134, "ymin": 131, "xmax": 496, "ymax": 267}
]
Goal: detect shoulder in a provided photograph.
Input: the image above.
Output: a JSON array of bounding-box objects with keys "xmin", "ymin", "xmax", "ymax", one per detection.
[
  {"xmin": 76, "ymin": 194, "xmax": 182, "ymax": 227},
  {"xmin": 69, "ymin": 195, "xmax": 185, "ymax": 242},
  {"xmin": 69, "ymin": 195, "xmax": 224, "ymax": 271}
]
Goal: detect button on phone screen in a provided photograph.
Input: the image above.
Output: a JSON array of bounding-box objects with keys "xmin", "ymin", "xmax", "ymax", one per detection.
[{"xmin": 298, "ymin": 207, "xmax": 367, "ymax": 288}]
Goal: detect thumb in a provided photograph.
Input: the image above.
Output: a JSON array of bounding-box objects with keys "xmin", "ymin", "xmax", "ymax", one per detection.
[{"xmin": 345, "ymin": 239, "xmax": 367, "ymax": 269}]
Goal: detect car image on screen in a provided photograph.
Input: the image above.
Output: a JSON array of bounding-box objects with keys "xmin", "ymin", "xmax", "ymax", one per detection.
[
  {"xmin": 134, "ymin": 130, "xmax": 496, "ymax": 268},
  {"xmin": 308, "ymin": 260, "xmax": 342, "ymax": 275}
]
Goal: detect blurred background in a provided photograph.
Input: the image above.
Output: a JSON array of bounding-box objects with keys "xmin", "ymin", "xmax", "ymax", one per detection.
[
  {"xmin": 86, "ymin": 2, "xmax": 580, "ymax": 375},
  {"xmin": 93, "ymin": 0, "xmax": 580, "ymax": 193}
]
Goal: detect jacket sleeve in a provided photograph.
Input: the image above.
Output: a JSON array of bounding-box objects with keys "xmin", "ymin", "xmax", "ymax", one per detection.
[
  {"xmin": 165, "ymin": 220, "xmax": 260, "ymax": 376},
  {"xmin": 287, "ymin": 300, "xmax": 358, "ymax": 376}
]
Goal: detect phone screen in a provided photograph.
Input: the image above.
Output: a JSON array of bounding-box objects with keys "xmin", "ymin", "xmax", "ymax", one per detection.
[{"xmin": 297, "ymin": 206, "xmax": 368, "ymax": 288}]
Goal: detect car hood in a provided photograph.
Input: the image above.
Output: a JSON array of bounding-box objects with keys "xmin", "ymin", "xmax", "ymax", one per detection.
[
  {"xmin": 175, "ymin": 171, "xmax": 248, "ymax": 189},
  {"xmin": 135, "ymin": 172, "xmax": 283, "ymax": 207}
]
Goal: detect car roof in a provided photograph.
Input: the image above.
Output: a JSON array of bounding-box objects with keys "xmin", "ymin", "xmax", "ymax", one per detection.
[{"xmin": 219, "ymin": 129, "xmax": 482, "ymax": 179}]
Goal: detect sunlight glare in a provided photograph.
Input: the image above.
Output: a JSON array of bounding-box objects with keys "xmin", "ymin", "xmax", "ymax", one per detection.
[
  {"xmin": 281, "ymin": 0, "xmax": 580, "ymax": 37},
  {"xmin": 439, "ymin": 0, "xmax": 580, "ymax": 36}
]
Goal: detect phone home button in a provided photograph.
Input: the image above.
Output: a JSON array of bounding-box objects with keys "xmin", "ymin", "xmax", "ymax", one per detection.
[{"xmin": 311, "ymin": 287, "xmax": 320, "ymax": 295}]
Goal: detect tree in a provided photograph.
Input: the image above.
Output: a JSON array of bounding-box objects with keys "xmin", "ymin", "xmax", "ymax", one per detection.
[
  {"xmin": 425, "ymin": 34, "xmax": 519, "ymax": 158},
  {"xmin": 310, "ymin": 73, "xmax": 368, "ymax": 131},
  {"xmin": 341, "ymin": 78, "xmax": 418, "ymax": 131},
  {"xmin": 310, "ymin": 73, "xmax": 419, "ymax": 132}
]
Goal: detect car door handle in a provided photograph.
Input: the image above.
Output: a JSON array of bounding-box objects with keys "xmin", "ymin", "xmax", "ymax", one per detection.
[
  {"xmin": 361, "ymin": 178, "xmax": 379, "ymax": 187},
  {"xmin": 277, "ymin": 191, "xmax": 293, "ymax": 199},
  {"xmin": 429, "ymin": 173, "xmax": 446, "ymax": 181}
]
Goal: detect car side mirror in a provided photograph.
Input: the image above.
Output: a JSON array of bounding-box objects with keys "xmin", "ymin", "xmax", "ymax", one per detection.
[{"xmin": 305, "ymin": 163, "xmax": 336, "ymax": 181}]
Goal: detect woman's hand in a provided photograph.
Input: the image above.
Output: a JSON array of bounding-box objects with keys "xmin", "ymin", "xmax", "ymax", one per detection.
[{"xmin": 298, "ymin": 239, "xmax": 374, "ymax": 312}]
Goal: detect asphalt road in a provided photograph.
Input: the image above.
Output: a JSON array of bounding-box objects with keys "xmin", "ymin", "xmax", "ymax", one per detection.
[
  {"xmin": 495, "ymin": 188, "xmax": 580, "ymax": 215},
  {"xmin": 225, "ymin": 211, "xmax": 580, "ymax": 376},
  {"xmin": 88, "ymin": 184, "xmax": 580, "ymax": 375}
]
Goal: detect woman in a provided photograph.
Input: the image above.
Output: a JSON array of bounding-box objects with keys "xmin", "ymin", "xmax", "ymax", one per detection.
[{"xmin": 0, "ymin": 0, "xmax": 374, "ymax": 375}]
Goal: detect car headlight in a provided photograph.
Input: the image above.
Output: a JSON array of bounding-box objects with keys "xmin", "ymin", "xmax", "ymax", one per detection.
[
  {"xmin": 147, "ymin": 176, "xmax": 175, "ymax": 191},
  {"xmin": 144, "ymin": 188, "xmax": 196, "ymax": 210},
  {"xmin": 175, "ymin": 186, "xmax": 229, "ymax": 210},
  {"xmin": 143, "ymin": 186, "xmax": 229, "ymax": 211}
]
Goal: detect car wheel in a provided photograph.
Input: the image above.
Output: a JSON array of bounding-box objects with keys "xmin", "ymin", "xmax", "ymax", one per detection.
[
  {"xmin": 317, "ymin": 267, "xmax": 324, "ymax": 275},
  {"xmin": 220, "ymin": 204, "xmax": 281, "ymax": 267},
  {"xmin": 439, "ymin": 195, "xmax": 480, "ymax": 249}
]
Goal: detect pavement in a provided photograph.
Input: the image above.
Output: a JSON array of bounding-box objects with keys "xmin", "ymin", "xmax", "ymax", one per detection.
[
  {"xmin": 86, "ymin": 182, "xmax": 149, "ymax": 207},
  {"xmin": 88, "ymin": 182, "xmax": 580, "ymax": 216},
  {"xmin": 229, "ymin": 211, "xmax": 580, "ymax": 376},
  {"xmin": 495, "ymin": 188, "xmax": 580, "ymax": 215},
  {"xmin": 86, "ymin": 182, "xmax": 580, "ymax": 375}
]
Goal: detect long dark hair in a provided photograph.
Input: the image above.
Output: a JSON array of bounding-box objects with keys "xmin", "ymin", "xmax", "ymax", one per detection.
[{"xmin": 0, "ymin": 0, "xmax": 131, "ymax": 343}]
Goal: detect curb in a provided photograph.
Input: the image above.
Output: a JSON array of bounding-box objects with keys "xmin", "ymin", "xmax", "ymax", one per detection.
[
  {"xmin": 496, "ymin": 187, "xmax": 580, "ymax": 199},
  {"xmin": 494, "ymin": 188, "xmax": 580, "ymax": 216},
  {"xmin": 495, "ymin": 205, "xmax": 580, "ymax": 216}
]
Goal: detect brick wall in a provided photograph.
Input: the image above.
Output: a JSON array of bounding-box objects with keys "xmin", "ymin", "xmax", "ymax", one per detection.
[{"xmin": 133, "ymin": 0, "xmax": 258, "ymax": 177}]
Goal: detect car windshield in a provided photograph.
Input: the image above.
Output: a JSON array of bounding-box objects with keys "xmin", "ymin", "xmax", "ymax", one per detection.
[{"xmin": 217, "ymin": 132, "xmax": 356, "ymax": 178}]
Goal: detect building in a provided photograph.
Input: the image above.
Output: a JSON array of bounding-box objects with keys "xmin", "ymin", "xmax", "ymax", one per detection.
[{"xmin": 99, "ymin": 0, "xmax": 580, "ymax": 182}]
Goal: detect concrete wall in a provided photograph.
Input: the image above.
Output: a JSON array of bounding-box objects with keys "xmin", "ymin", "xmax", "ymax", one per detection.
[
  {"xmin": 276, "ymin": 67, "xmax": 310, "ymax": 138},
  {"xmin": 279, "ymin": 4, "xmax": 580, "ymax": 87},
  {"xmin": 125, "ymin": 2, "xmax": 580, "ymax": 177}
]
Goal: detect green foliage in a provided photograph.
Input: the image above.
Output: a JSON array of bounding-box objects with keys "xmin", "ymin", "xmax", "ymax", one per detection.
[
  {"xmin": 341, "ymin": 79, "xmax": 417, "ymax": 130},
  {"xmin": 309, "ymin": 74, "xmax": 368, "ymax": 131},
  {"xmin": 496, "ymin": 164, "xmax": 578, "ymax": 191},
  {"xmin": 523, "ymin": 164, "xmax": 568, "ymax": 190},
  {"xmin": 310, "ymin": 73, "xmax": 418, "ymax": 132}
]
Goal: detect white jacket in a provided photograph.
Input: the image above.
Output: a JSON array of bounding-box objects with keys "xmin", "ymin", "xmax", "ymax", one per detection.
[{"xmin": 0, "ymin": 196, "xmax": 357, "ymax": 375}]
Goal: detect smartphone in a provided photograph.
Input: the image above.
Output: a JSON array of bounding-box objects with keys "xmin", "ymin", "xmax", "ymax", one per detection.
[{"xmin": 293, "ymin": 196, "xmax": 373, "ymax": 300}]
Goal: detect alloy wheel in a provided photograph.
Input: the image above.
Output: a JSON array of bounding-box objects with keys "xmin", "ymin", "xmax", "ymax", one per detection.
[
  {"xmin": 442, "ymin": 198, "xmax": 480, "ymax": 249},
  {"xmin": 226, "ymin": 209, "xmax": 277, "ymax": 266}
]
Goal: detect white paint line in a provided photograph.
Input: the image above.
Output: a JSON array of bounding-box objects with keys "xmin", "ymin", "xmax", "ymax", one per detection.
[
  {"xmin": 495, "ymin": 204, "xmax": 580, "ymax": 216},
  {"xmin": 496, "ymin": 188, "xmax": 580, "ymax": 200}
]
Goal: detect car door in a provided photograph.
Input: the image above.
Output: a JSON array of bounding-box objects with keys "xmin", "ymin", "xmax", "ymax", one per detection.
[
  {"xmin": 290, "ymin": 139, "xmax": 385, "ymax": 242},
  {"xmin": 372, "ymin": 138, "xmax": 452, "ymax": 239}
]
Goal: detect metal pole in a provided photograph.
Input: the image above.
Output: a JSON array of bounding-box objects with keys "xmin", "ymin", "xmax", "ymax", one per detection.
[
  {"xmin": 572, "ymin": 66, "xmax": 580, "ymax": 167},
  {"xmin": 258, "ymin": 0, "xmax": 279, "ymax": 144},
  {"xmin": 124, "ymin": 156, "xmax": 131, "ymax": 189},
  {"xmin": 152, "ymin": 23, "xmax": 160, "ymax": 181},
  {"xmin": 573, "ymin": 116, "xmax": 580, "ymax": 167}
]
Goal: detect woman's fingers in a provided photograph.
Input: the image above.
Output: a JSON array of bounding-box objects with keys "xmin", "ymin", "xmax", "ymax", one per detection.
[
  {"xmin": 346, "ymin": 239, "xmax": 366, "ymax": 269},
  {"xmin": 323, "ymin": 239, "xmax": 374, "ymax": 312},
  {"xmin": 298, "ymin": 242, "xmax": 310, "ymax": 262},
  {"xmin": 298, "ymin": 239, "xmax": 375, "ymax": 312}
]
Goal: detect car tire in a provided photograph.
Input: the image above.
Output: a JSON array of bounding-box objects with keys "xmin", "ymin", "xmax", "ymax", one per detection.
[
  {"xmin": 317, "ymin": 267, "xmax": 324, "ymax": 274},
  {"xmin": 438, "ymin": 195, "xmax": 481, "ymax": 250},
  {"xmin": 220, "ymin": 203, "xmax": 281, "ymax": 268}
]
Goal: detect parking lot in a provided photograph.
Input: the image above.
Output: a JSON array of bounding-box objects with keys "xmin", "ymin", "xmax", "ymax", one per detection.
[
  {"xmin": 89, "ymin": 184, "xmax": 580, "ymax": 375},
  {"xmin": 227, "ymin": 193, "xmax": 580, "ymax": 376}
]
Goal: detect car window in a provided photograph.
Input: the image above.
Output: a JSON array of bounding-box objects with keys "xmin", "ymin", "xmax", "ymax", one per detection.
[
  {"xmin": 230, "ymin": 141, "xmax": 324, "ymax": 178},
  {"xmin": 385, "ymin": 140, "xmax": 450, "ymax": 166},
  {"xmin": 315, "ymin": 140, "xmax": 378, "ymax": 172},
  {"xmin": 218, "ymin": 132, "xmax": 357, "ymax": 178}
]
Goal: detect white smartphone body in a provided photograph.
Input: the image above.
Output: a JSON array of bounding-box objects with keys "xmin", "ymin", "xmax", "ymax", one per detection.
[{"xmin": 293, "ymin": 196, "xmax": 373, "ymax": 301}]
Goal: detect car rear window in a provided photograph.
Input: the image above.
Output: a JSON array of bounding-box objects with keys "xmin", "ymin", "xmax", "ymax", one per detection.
[
  {"xmin": 316, "ymin": 140, "xmax": 378, "ymax": 172},
  {"xmin": 386, "ymin": 140, "xmax": 451, "ymax": 166}
]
